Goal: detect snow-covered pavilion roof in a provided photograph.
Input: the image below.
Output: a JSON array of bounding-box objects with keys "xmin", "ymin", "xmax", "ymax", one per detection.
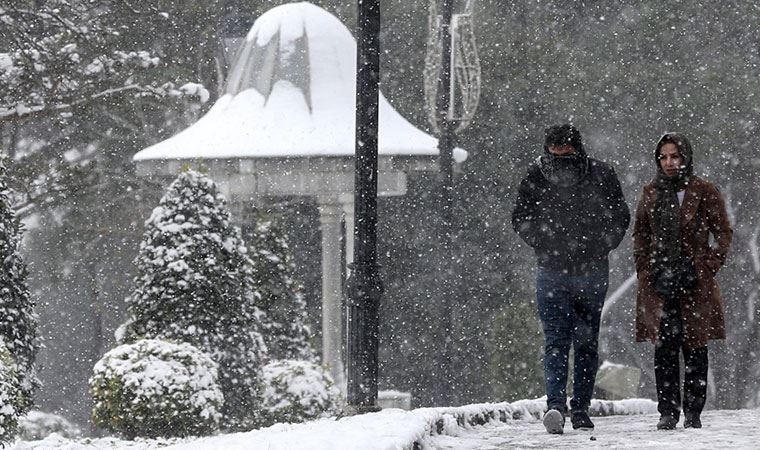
[{"xmin": 134, "ymin": 2, "xmax": 466, "ymax": 162}]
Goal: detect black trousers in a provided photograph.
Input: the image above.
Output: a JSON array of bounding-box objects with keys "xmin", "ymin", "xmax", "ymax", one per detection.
[{"xmin": 654, "ymin": 296, "xmax": 708, "ymax": 417}]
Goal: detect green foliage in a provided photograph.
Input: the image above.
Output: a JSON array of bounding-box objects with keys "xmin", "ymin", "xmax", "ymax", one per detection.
[
  {"xmin": 90, "ymin": 339, "xmax": 223, "ymax": 439},
  {"xmin": 0, "ymin": 162, "xmax": 37, "ymax": 412},
  {"xmin": 121, "ymin": 170, "xmax": 267, "ymax": 431},
  {"xmin": 487, "ymin": 300, "xmax": 544, "ymax": 402},
  {"xmin": 259, "ymin": 360, "xmax": 340, "ymax": 427},
  {"xmin": 247, "ymin": 212, "xmax": 314, "ymax": 361},
  {"xmin": 0, "ymin": 344, "xmax": 24, "ymax": 444}
]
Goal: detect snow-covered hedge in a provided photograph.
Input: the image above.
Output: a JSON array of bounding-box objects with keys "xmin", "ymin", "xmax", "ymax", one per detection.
[
  {"xmin": 90, "ymin": 339, "xmax": 223, "ymax": 439},
  {"xmin": 0, "ymin": 344, "xmax": 23, "ymax": 444},
  {"xmin": 259, "ymin": 360, "xmax": 341, "ymax": 426},
  {"xmin": 17, "ymin": 410, "xmax": 81, "ymax": 441}
]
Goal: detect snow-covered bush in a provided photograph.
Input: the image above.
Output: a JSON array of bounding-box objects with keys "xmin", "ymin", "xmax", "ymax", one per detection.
[
  {"xmin": 90, "ymin": 339, "xmax": 223, "ymax": 439},
  {"xmin": 247, "ymin": 214, "xmax": 314, "ymax": 361},
  {"xmin": 17, "ymin": 410, "xmax": 81, "ymax": 441},
  {"xmin": 0, "ymin": 163, "xmax": 38, "ymax": 412},
  {"xmin": 259, "ymin": 360, "xmax": 340, "ymax": 426},
  {"xmin": 0, "ymin": 344, "xmax": 24, "ymax": 444},
  {"xmin": 120, "ymin": 169, "xmax": 267, "ymax": 431}
]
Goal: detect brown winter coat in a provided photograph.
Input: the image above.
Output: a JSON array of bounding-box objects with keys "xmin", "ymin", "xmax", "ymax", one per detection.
[{"xmin": 633, "ymin": 175, "xmax": 732, "ymax": 350}]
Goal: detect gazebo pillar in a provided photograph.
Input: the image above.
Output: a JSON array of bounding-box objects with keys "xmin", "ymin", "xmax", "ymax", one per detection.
[{"xmin": 317, "ymin": 196, "xmax": 347, "ymax": 394}]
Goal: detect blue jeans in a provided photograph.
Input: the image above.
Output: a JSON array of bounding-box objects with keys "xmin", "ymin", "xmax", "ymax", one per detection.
[{"xmin": 536, "ymin": 268, "xmax": 608, "ymax": 413}]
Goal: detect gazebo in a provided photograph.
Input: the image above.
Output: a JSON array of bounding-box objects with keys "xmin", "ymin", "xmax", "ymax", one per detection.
[{"xmin": 133, "ymin": 1, "xmax": 466, "ymax": 393}]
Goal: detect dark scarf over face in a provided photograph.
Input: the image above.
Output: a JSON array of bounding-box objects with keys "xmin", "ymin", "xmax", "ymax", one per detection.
[
  {"xmin": 539, "ymin": 152, "xmax": 589, "ymax": 187},
  {"xmin": 539, "ymin": 124, "xmax": 589, "ymax": 187},
  {"xmin": 652, "ymin": 132, "xmax": 694, "ymax": 270}
]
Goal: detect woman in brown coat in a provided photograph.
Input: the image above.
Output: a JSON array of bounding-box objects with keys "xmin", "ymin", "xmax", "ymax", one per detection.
[{"xmin": 633, "ymin": 132, "xmax": 732, "ymax": 430}]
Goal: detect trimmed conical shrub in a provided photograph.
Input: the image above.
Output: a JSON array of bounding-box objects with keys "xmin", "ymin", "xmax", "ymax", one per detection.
[{"xmin": 119, "ymin": 169, "xmax": 267, "ymax": 431}]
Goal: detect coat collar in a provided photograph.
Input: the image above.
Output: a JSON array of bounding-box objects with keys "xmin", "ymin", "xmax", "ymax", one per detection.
[{"xmin": 680, "ymin": 177, "xmax": 700, "ymax": 226}]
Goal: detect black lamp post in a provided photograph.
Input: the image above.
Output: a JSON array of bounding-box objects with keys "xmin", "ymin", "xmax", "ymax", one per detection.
[
  {"xmin": 345, "ymin": 0, "xmax": 383, "ymax": 413},
  {"xmin": 434, "ymin": 0, "xmax": 456, "ymax": 407}
]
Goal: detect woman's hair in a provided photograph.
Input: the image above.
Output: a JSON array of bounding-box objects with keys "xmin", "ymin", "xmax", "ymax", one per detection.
[{"xmin": 655, "ymin": 133, "xmax": 680, "ymax": 158}]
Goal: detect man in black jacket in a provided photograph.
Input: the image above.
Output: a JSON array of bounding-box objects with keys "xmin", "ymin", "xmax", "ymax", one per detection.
[{"xmin": 511, "ymin": 124, "xmax": 630, "ymax": 434}]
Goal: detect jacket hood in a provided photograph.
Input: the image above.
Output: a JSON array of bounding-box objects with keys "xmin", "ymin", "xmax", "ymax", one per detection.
[
  {"xmin": 544, "ymin": 124, "xmax": 587, "ymax": 157},
  {"xmin": 654, "ymin": 132, "xmax": 694, "ymax": 178}
]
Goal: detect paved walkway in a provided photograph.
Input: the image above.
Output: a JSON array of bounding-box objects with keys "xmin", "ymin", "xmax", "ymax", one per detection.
[{"xmin": 426, "ymin": 409, "xmax": 760, "ymax": 449}]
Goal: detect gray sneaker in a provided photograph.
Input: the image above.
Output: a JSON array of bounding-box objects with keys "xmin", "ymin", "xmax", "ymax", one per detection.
[{"xmin": 543, "ymin": 408, "xmax": 565, "ymax": 434}]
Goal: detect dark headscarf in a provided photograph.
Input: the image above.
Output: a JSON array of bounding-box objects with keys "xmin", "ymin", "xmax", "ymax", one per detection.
[
  {"xmin": 652, "ymin": 132, "xmax": 694, "ymax": 273},
  {"xmin": 539, "ymin": 124, "xmax": 590, "ymax": 186}
]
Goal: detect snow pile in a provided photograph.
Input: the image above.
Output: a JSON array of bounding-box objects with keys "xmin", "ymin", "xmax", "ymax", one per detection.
[
  {"xmin": 496, "ymin": 397, "xmax": 658, "ymax": 419},
  {"xmin": 587, "ymin": 397, "xmax": 658, "ymax": 416},
  {"xmin": 90, "ymin": 339, "xmax": 223, "ymax": 438},
  {"xmin": 170, "ymin": 409, "xmax": 440, "ymax": 450},
  {"xmin": 259, "ymin": 360, "xmax": 340, "ymax": 427},
  {"xmin": 11, "ymin": 434, "xmax": 186, "ymax": 450},
  {"xmin": 16, "ymin": 411, "xmax": 81, "ymax": 441}
]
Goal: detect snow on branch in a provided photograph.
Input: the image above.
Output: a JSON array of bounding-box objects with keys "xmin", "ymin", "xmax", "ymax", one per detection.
[{"xmin": 0, "ymin": 1, "xmax": 207, "ymax": 127}]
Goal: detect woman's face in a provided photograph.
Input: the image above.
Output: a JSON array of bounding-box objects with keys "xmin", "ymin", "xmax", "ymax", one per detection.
[{"xmin": 659, "ymin": 143, "xmax": 683, "ymax": 177}]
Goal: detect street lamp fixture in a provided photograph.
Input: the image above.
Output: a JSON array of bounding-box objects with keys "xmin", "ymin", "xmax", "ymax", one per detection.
[{"xmin": 423, "ymin": 0, "xmax": 481, "ymax": 406}]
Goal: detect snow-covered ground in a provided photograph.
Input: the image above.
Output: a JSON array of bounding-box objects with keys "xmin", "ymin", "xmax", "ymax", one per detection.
[
  {"xmin": 427, "ymin": 409, "xmax": 760, "ymax": 449},
  {"xmin": 9, "ymin": 400, "xmax": 759, "ymax": 450}
]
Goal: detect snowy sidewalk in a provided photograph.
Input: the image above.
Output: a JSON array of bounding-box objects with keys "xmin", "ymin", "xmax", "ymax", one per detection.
[
  {"xmin": 426, "ymin": 409, "xmax": 760, "ymax": 449},
  {"xmin": 11, "ymin": 400, "xmax": 760, "ymax": 449}
]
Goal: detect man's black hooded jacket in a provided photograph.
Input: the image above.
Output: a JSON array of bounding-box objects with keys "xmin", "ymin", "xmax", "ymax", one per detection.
[{"xmin": 511, "ymin": 157, "xmax": 630, "ymax": 275}]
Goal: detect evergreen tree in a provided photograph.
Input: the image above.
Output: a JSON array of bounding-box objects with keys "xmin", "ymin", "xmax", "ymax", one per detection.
[
  {"xmin": 0, "ymin": 163, "xmax": 37, "ymax": 412},
  {"xmin": 2, "ymin": 0, "xmax": 211, "ymax": 424},
  {"xmin": 247, "ymin": 213, "xmax": 314, "ymax": 361},
  {"xmin": 120, "ymin": 169, "xmax": 267, "ymax": 431}
]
